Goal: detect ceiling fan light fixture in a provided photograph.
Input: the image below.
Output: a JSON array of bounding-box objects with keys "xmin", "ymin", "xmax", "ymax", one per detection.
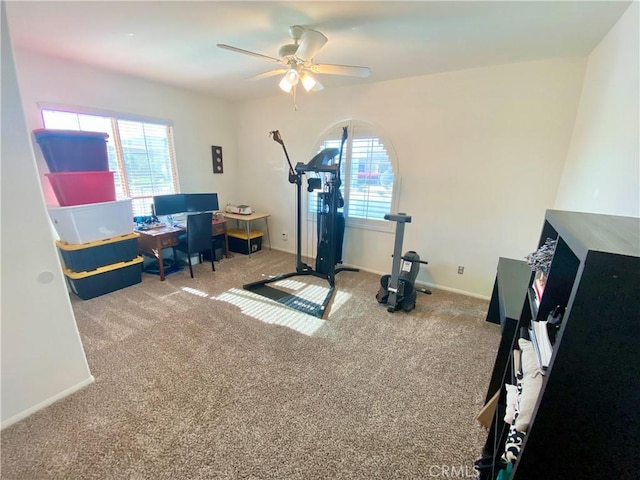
[
  {"xmin": 278, "ymin": 75, "xmax": 294, "ymax": 93},
  {"xmin": 218, "ymin": 25, "xmax": 371, "ymax": 99},
  {"xmin": 279, "ymin": 68, "xmax": 300, "ymax": 93},
  {"xmin": 300, "ymin": 72, "xmax": 317, "ymax": 92},
  {"xmin": 285, "ymin": 68, "xmax": 299, "ymax": 85}
]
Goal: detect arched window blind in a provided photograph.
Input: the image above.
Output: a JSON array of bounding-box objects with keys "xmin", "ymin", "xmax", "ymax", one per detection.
[{"xmin": 308, "ymin": 120, "xmax": 398, "ymax": 230}]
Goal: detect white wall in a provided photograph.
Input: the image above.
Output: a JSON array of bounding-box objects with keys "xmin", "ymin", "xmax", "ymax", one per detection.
[
  {"xmin": 555, "ymin": 2, "xmax": 639, "ymax": 217},
  {"xmin": 12, "ymin": 50, "xmax": 239, "ymax": 210},
  {"xmin": 233, "ymin": 58, "xmax": 586, "ymax": 297},
  {"xmin": 1, "ymin": 4, "xmax": 93, "ymax": 429},
  {"xmin": 4, "ymin": 44, "xmax": 239, "ymax": 428}
]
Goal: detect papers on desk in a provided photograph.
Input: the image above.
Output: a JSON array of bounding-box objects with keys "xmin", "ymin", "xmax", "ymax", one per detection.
[
  {"xmin": 136, "ymin": 222, "xmax": 165, "ymax": 231},
  {"xmin": 148, "ymin": 223, "xmax": 167, "ymax": 230}
]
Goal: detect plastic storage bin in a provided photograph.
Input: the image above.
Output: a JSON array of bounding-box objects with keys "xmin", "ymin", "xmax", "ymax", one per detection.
[
  {"xmin": 34, "ymin": 129, "xmax": 110, "ymax": 172},
  {"xmin": 63, "ymin": 256, "xmax": 144, "ymax": 300},
  {"xmin": 227, "ymin": 229, "xmax": 263, "ymax": 255},
  {"xmin": 57, "ymin": 233, "xmax": 139, "ymax": 272},
  {"xmin": 48, "ymin": 199, "xmax": 134, "ymax": 244},
  {"xmin": 46, "ymin": 171, "xmax": 116, "ymax": 206}
]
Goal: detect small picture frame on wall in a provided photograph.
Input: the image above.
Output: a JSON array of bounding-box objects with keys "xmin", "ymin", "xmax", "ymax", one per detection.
[{"xmin": 212, "ymin": 145, "xmax": 223, "ymax": 174}]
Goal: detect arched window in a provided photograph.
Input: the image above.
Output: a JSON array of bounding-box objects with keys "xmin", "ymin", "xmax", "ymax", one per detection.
[{"xmin": 308, "ymin": 120, "xmax": 398, "ymax": 230}]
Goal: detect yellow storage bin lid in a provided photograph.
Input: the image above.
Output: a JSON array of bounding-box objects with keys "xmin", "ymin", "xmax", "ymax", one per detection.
[
  {"xmin": 56, "ymin": 232, "xmax": 139, "ymax": 251},
  {"xmin": 63, "ymin": 256, "xmax": 143, "ymax": 279},
  {"xmin": 227, "ymin": 229, "xmax": 264, "ymax": 240}
]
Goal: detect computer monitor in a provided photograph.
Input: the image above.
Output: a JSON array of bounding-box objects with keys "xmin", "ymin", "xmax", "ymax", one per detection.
[
  {"xmin": 153, "ymin": 194, "xmax": 186, "ymax": 216},
  {"xmin": 185, "ymin": 193, "xmax": 219, "ymax": 213}
]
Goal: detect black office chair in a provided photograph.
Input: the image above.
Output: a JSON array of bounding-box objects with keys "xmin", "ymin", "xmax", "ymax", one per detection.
[{"xmin": 173, "ymin": 212, "xmax": 215, "ymax": 278}]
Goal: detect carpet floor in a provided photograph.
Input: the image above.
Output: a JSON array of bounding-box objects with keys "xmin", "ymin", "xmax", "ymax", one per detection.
[{"xmin": 1, "ymin": 249, "xmax": 500, "ymax": 479}]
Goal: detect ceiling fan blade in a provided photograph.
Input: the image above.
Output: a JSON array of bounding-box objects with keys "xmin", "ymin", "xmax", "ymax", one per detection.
[
  {"xmin": 310, "ymin": 63, "xmax": 372, "ymax": 78},
  {"xmin": 295, "ymin": 29, "xmax": 328, "ymax": 61},
  {"xmin": 217, "ymin": 44, "xmax": 281, "ymax": 63},
  {"xmin": 247, "ymin": 69, "xmax": 288, "ymax": 81}
]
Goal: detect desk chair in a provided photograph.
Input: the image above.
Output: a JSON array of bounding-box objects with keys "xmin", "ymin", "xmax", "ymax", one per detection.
[{"xmin": 173, "ymin": 212, "xmax": 215, "ymax": 278}]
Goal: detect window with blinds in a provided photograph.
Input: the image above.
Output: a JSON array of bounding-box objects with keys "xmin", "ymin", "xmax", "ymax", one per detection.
[
  {"xmin": 41, "ymin": 109, "xmax": 179, "ymax": 216},
  {"xmin": 308, "ymin": 120, "xmax": 397, "ymax": 229}
]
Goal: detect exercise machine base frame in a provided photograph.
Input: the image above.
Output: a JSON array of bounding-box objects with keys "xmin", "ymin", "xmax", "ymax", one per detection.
[{"xmin": 243, "ymin": 263, "xmax": 358, "ymax": 319}]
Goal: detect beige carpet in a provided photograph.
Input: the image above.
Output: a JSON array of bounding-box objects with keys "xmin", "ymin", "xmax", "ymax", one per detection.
[{"xmin": 1, "ymin": 249, "xmax": 500, "ymax": 479}]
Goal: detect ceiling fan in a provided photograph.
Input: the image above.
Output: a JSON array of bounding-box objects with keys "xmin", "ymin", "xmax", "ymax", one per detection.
[{"xmin": 217, "ymin": 25, "xmax": 371, "ymax": 94}]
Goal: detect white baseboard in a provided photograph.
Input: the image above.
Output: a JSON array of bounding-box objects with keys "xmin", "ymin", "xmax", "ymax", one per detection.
[
  {"xmin": 262, "ymin": 249, "xmax": 491, "ymax": 301},
  {"xmin": 418, "ymin": 282, "xmax": 491, "ymax": 301},
  {"xmin": 353, "ymin": 265, "xmax": 490, "ymax": 300},
  {"xmin": 265, "ymin": 245, "xmax": 295, "ymax": 255},
  {"xmin": 1, "ymin": 375, "xmax": 95, "ymax": 430}
]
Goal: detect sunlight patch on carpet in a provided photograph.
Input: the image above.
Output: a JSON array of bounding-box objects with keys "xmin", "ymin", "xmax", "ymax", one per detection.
[
  {"xmin": 213, "ymin": 288, "xmax": 326, "ymax": 336},
  {"xmin": 327, "ymin": 290, "xmax": 351, "ymax": 318},
  {"xmin": 181, "ymin": 287, "xmax": 209, "ymax": 297},
  {"xmin": 282, "ymin": 283, "xmax": 328, "ymax": 301},
  {"xmin": 271, "ymin": 278, "xmax": 307, "ymax": 291},
  {"xmin": 242, "ymin": 278, "xmax": 332, "ymax": 317}
]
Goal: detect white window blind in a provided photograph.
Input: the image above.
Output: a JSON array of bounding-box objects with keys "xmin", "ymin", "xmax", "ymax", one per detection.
[
  {"xmin": 308, "ymin": 121, "xmax": 397, "ymax": 228},
  {"xmin": 41, "ymin": 109, "xmax": 179, "ymax": 216}
]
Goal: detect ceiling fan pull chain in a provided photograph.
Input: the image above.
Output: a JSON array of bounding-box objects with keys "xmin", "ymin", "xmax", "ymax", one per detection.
[{"xmin": 293, "ymin": 85, "xmax": 298, "ymax": 111}]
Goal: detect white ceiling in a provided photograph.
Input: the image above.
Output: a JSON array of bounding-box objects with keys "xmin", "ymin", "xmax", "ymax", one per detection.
[{"xmin": 5, "ymin": 1, "xmax": 632, "ymax": 101}]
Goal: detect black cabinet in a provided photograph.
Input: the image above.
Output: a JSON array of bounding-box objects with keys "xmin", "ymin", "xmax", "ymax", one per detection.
[
  {"xmin": 479, "ymin": 210, "xmax": 640, "ymax": 479},
  {"xmin": 484, "ymin": 258, "xmax": 532, "ymax": 402}
]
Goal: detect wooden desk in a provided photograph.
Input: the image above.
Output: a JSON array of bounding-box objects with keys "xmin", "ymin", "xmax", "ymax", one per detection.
[
  {"xmin": 137, "ymin": 225, "xmax": 184, "ymax": 281},
  {"xmin": 137, "ymin": 219, "xmax": 230, "ymax": 280},
  {"xmin": 222, "ymin": 211, "xmax": 271, "ymax": 254},
  {"xmin": 212, "ymin": 217, "xmax": 231, "ymax": 258}
]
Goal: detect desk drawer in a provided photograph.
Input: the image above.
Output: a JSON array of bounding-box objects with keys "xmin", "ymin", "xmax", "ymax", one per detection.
[
  {"xmin": 160, "ymin": 233, "xmax": 179, "ymax": 247},
  {"xmin": 212, "ymin": 222, "xmax": 226, "ymax": 236}
]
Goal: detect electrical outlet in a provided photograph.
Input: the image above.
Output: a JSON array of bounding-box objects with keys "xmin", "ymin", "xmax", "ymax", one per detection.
[
  {"xmin": 458, "ymin": 266, "xmax": 464, "ymax": 275},
  {"xmin": 281, "ymin": 232, "xmax": 288, "ymax": 241}
]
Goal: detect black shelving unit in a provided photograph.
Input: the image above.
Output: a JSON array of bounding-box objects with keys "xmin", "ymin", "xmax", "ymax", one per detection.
[
  {"xmin": 484, "ymin": 258, "xmax": 532, "ymax": 401},
  {"xmin": 479, "ymin": 210, "xmax": 640, "ymax": 479}
]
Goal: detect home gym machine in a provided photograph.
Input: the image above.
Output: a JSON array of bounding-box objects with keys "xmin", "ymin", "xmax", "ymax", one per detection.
[
  {"xmin": 376, "ymin": 213, "xmax": 431, "ymax": 313},
  {"xmin": 243, "ymin": 127, "xmax": 358, "ymax": 318}
]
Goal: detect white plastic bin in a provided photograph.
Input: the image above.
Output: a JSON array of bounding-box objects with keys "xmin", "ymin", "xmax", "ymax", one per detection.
[{"xmin": 48, "ymin": 199, "xmax": 134, "ymax": 244}]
